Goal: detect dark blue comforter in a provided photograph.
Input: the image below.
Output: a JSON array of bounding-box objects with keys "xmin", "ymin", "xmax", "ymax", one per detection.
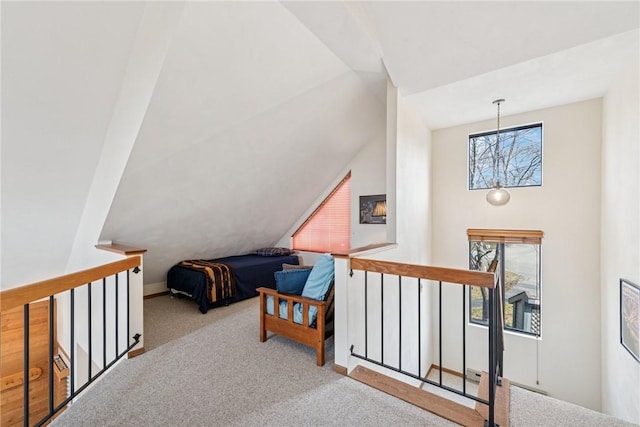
[{"xmin": 167, "ymin": 254, "xmax": 299, "ymax": 313}]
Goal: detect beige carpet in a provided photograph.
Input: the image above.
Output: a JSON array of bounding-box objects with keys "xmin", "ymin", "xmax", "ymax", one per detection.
[{"xmin": 51, "ymin": 295, "xmax": 637, "ymax": 427}]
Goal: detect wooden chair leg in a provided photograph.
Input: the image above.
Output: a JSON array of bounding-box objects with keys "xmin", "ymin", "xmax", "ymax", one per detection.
[
  {"xmin": 316, "ymin": 327, "xmax": 325, "ymax": 366},
  {"xmin": 316, "ymin": 344, "xmax": 325, "ymax": 366},
  {"xmin": 315, "ymin": 306, "xmax": 326, "ymax": 366},
  {"xmin": 259, "ymin": 294, "xmax": 266, "ymax": 342}
]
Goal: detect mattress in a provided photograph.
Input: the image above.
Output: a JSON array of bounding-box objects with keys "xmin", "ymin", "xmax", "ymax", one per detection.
[{"xmin": 167, "ymin": 254, "xmax": 300, "ymax": 313}]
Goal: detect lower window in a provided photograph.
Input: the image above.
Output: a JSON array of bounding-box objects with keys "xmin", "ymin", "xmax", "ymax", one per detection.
[{"xmin": 469, "ymin": 240, "xmax": 541, "ymax": 336}]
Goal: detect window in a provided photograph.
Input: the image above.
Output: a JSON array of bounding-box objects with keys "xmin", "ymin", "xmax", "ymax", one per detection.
[
  {"xmin": 467, "ymin": 229, "xmax": 543, "ymax": 336},
  {"xmin": 292, "ymin": 172, "xmax": 351, "ymax": 253},
  {"xmin": 469, "ymin": 123, "xmax": 542, "ymax": 190}
]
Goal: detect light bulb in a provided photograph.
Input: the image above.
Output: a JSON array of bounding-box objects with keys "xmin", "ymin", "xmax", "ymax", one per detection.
[{"xmin": 486, "ymin": 187, "xmax": 511, "ymax": 206}]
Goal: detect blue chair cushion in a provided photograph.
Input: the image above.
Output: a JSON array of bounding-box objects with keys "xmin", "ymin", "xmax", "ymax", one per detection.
[
  {"xmin": 301, "ymin": 253, "xmax": 334, "ymax": 325},
  {"xmin": 301, "ymin": 254, "xmax": 334, "ymax": 301},
  {"xmin": 266, "ymin": 296, "xmax": 303, "ymax": 324},
  {"xmin": 274, "ymin": 268, "xmax": 311, "ymax": 295},
  {"xmin": 265, "ymin": 255, "xmax": 334, "ymax": 327}
]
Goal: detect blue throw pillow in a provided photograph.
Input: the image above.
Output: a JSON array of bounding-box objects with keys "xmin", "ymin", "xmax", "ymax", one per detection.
[
  {"xmin": 274, "ymin": 268, "xmax": 311, "ymax": 295},
  {"xmin": 302, "ymin": 253, "xmax": 334, "ymax": 301}
]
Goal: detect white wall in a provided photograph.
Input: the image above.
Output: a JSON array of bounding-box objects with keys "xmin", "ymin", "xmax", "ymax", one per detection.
[
  {"xmin": 1, "ymin": 1, "xmax": 145, "ymax": 289},
  {"xmin": 276, "ymin": 125, "xmax": 387, "ymax": 256},
  {"xmin": 55, "ymin": 1, "xmax": 184, "ymax": 367},
  {"xmin": 369, "ymin": 85, "xmax": 432, "ymax": 265},
  {"xmin": 1, "ymin": 0, "xmax": 152, "ymax": 380},
  {"xmin": 310, "ymin": 81, "xmax": 434, "ymax": 381},
  {"xmin": 59, "ymin": 1, "xmax": 184, "ymax": 366},
  {"xmin": 339, "ymin": 90, "xmax": 433, "ymax": 384},
  {"xmin": 432, "ymin": 99, "xmax": 603, "ymax": 410},
  {"xmin": 278, "ymin": 84, "xmax": 431, "ymax": 262},
  {"xmin": 351, "ymin": 131, "xmax": 387, "ymax": 248},
  {"xmin": 385, "ymin": 80, "xmax": 398, "ymax": 244},
  {"xmin": 66, "ymin": 2, "xmax": 184, "ymax": 274},
  {"xmin": 366, "ymin": 94, "xmax": 433, "ymax": 379},
  {"xmin": 392, "ymin": 97, "xmax": 431, "ymax": 265},
  {"xmin": 600, "ymin": 60, "xmax": 640, "ymax": 424}
]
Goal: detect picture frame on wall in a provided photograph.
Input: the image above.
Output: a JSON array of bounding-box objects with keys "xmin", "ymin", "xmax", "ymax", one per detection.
[
  {"xmin": 359, "ymin": 194, "xmax": 386, "ymax": 224},
  {"xmin": 620, "ymin": 278, "xmax": 640, "ymax": 363}
]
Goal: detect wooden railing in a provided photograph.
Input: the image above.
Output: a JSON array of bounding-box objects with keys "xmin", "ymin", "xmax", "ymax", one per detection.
[
  {"xmin": 1, "ymin": 257, "xmax": 140, "ymax": 312},
  {"xmin": 348, "ymin": 256, "xmax": 504, "ymax": 427},
  {"xmin": 350, "ymin": 258, "xmax": 496, "ymax": 287},
  {"xmin": 0, "ymin": 256, "xmax": 143, "ymax": 426}
]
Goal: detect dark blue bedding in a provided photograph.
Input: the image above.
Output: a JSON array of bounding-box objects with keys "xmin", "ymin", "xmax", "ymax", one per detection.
[{"xmin": 167, "ymin": 254, "xmax": 299, "ymax": 313}]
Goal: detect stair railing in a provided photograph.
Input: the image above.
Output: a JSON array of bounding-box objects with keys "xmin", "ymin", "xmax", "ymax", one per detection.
[
  {"xmin": 0, "ymin": 256, "xmax": 142, "ymax": 427},
  {"xmin": 348, "ymin": 256, "xmax": 503, "ymax": 427}
]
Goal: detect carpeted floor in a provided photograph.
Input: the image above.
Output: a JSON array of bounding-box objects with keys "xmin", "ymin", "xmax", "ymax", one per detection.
[{"xmin": 52, "ymin": 295, "xmax": 637, "ymax": 427}]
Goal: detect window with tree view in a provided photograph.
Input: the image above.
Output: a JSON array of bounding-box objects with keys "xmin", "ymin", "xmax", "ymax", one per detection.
[
  {"xmin": 469, "ymin": 123, "xmax": 542, "ymax": 190},
  {"xmin": 468, "ymin": 232, "xmax": 542, "ymax": 336}
]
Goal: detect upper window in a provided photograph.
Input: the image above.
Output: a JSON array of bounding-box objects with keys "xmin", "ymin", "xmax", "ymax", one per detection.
[
  {"xmin": 468, "ymin": 123, "xmax": 543, "ymax": 190},
  {"xmin": 467, "ymin": 229, "xmax": 543, "ymax": 337},
  {"xmin": 292, "ymin": 172, "xmax": 351, "ymax": 253}
]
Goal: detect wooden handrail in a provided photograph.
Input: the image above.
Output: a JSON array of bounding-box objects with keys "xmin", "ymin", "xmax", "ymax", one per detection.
[
  {"xmin": 332, "ymin": 243, "xmax": 397, "ymax": 258},
  {"xmin": 0, "ymin": 256, "xmax": 141, "ymax": 312},
  {"xmin": 350, "ymin": 258, "xmax": 495, "ymax": 288}
]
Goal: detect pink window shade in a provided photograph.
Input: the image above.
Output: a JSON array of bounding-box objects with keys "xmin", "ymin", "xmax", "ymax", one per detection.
[{"xmin": 292, "ymin": 173, "xmax": 351, "ymax": 253}]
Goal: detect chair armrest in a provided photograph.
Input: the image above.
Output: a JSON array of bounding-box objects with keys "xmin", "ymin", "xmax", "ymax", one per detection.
[{"xmin": 256, "ymin": 287, "xmax": 328, "ymax": 308}]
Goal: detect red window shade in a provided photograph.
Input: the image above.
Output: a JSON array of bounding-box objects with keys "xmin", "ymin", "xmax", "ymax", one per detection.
[{"xmin": 292, "ymin": 173, "xmax": 351, "ymax": 253}]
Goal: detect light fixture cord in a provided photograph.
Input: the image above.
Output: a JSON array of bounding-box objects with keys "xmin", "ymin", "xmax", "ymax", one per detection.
[
  {"xmin": 536, "ymin": 250, "xmax": 541, "ymax": 385},
  {"xmin": 495, "ymin": 101, "xmax": 501, "ymax": 187}
]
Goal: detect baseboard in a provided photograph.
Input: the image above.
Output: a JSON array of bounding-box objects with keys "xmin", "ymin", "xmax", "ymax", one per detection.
[
  {"xmin": 349, "ymin": 365, "xmax": 486, "ymax": 426},
  {"xmin": 333, "ymin": 364, "xmax": 348, "ymax": 376},
  {"xmin": 426, "ymin": 363, "xmax": 464, "ymax": 378},
  {"xmin": 144, "ymin": 290, "xmax": 169, "ymax": 300},
  {"xmin": 144, "ymin": 281, "xmax": 167, "ymax": 297},
  {"xmin": 128, "ymin": 347, "xmax": 145, "ymax": 359}
]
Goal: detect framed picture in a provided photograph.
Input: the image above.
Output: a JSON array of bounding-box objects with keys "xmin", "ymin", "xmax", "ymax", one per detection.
[
  {"xmin": 359, "ymin": 194, "xmax": 386, "ymax": 224},
  {"xmin": 620, "ymin": 278, "xmax": 640, "ymax": 363}
]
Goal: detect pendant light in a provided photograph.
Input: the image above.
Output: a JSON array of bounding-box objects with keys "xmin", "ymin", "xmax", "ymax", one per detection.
[{"xmin": 486, "ymin": 99, "xmax": 511, "ymax": 206}]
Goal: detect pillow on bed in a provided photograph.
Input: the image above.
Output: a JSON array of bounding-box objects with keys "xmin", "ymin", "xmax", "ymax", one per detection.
[
  {"xmin": 282, "ymin": 263, "xmax": 312, "ymax": 271},
  {"xmin": 254, "ymin": 247, "xmax": 295, "ymax": 256},
  {"xmin": 274, "ymin": 268, "xmax": 311, "ymax": 295}
]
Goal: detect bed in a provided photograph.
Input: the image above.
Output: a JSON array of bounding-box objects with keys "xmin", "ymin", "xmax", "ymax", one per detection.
[{"xmin": 167, "ymin": 253, "xmax": 300, "ymax": 313}]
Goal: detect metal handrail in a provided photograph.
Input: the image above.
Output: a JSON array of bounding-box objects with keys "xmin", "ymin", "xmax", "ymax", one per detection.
[{"xmin": 0, "ymin": 258, "xmax": 142, "ymax": 427}]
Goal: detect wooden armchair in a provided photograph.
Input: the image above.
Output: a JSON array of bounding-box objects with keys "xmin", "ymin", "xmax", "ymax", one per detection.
[{"xmin": 257, "ymin": 283, "xmax": 334, "ymax": 366}]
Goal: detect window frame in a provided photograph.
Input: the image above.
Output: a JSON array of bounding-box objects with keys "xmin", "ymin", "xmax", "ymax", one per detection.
[
  {"xmin": 468, "ymin": 122, "xmax": 544, "ymax": 191},
  {"xmin": 467, "ymin": 229, "xmax": 543, "ymax": 338}
]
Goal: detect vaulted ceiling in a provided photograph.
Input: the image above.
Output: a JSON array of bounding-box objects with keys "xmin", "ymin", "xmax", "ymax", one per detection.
[{"xmin": 2, "ymin": 1, "xmax": 638, "ymax": 287}]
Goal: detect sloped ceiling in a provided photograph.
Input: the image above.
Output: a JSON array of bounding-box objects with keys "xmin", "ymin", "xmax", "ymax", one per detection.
[
  {"xmin": 2, "ymin": 1, "xmax": 638, "ymax": 288},
  {"xmin": 362, "ymin": 1, "xmax": 640, "ymax": 95},
  {"xmin": 289, "ymin": 1, "xmax": 639, "ymax": 129},
  {"xmin": 99, "ymin": 2, "xmax": 385, "ymax": 284},
  {"xmin": 1, "ymin": 1, "xmax": 146, "ymax": 287}
]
